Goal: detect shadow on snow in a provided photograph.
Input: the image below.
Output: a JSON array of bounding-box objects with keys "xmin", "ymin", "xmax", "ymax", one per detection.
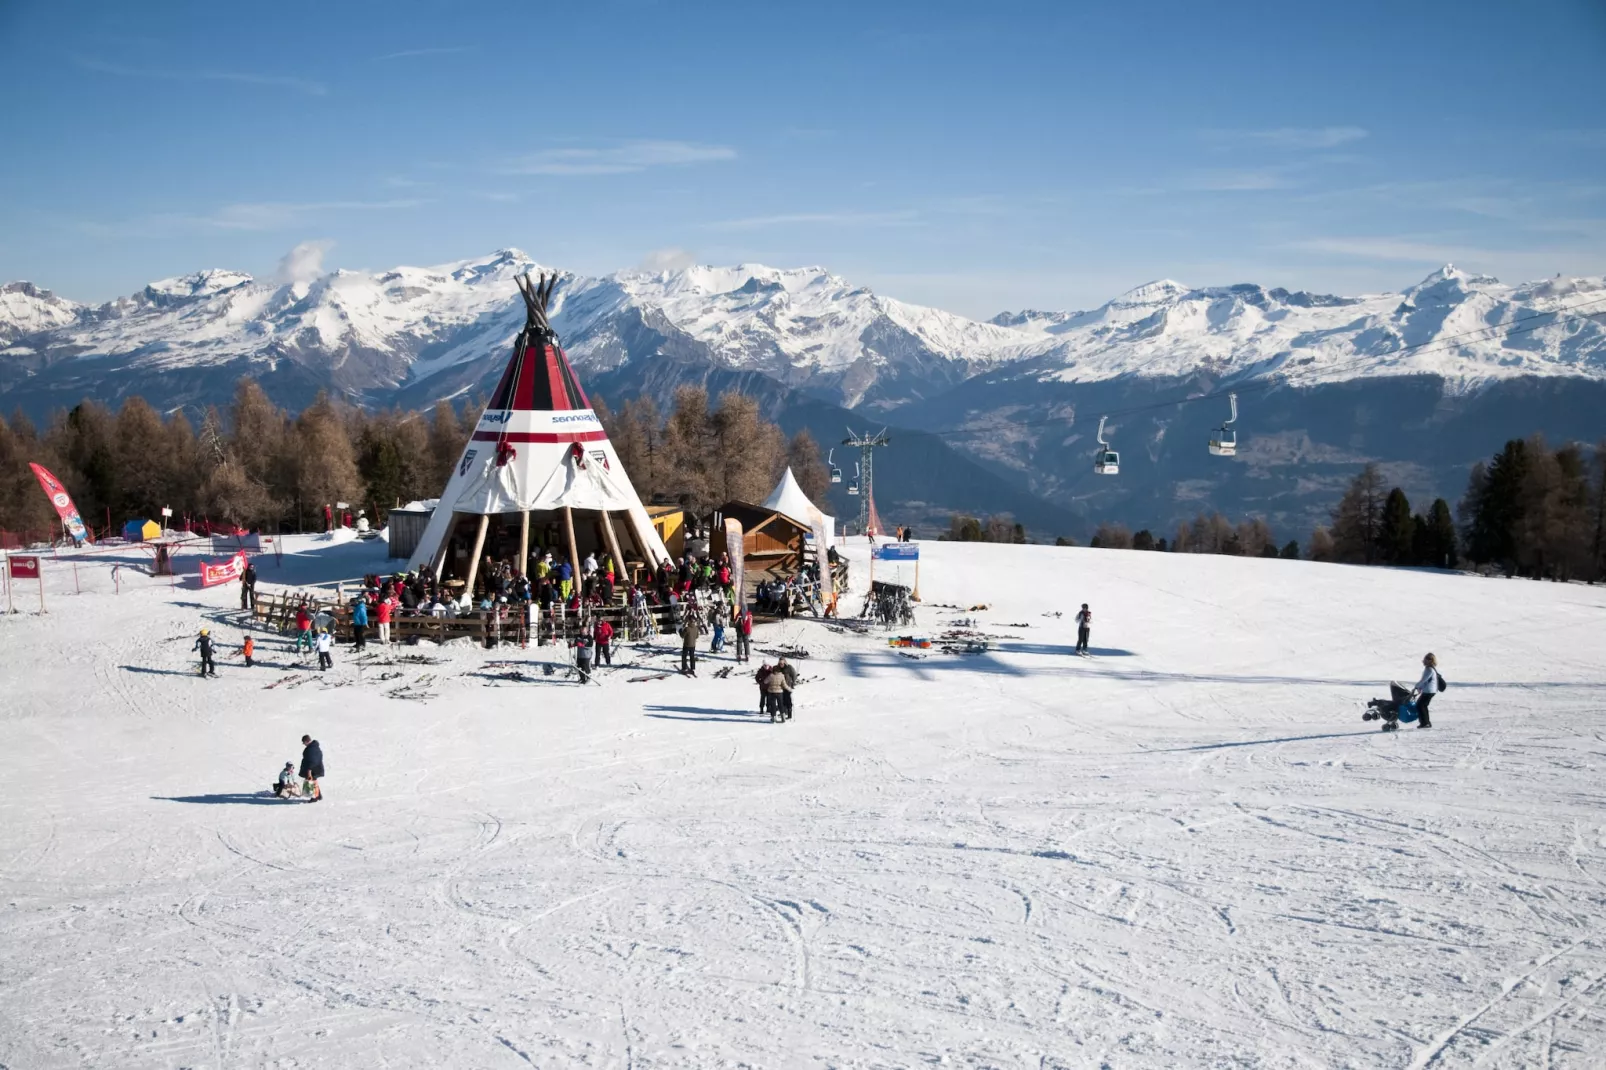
[
  {"xmin": 152, "ymin": 793, "xmax": 293, "ymax": 806},
  {"xmin": 643, "ymin": 705, "xmax": 772, "ymax": 724}
]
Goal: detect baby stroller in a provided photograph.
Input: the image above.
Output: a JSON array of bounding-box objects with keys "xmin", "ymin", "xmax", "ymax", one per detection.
[{"xmin": 1362, "ymin": 682, "xmax": 1419, "ymax": 731}]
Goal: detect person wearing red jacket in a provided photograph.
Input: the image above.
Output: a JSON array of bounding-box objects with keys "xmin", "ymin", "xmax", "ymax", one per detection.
[
  {"xmin": 595, "ymin": 619, "xmax": 614, "ymax": 665},
  {"xmin": 376, "ymin": 596, "xmax": 393, "ymax": 647},
  {"xmin": 735, "ymin": 607, "xmax": 753, "ymax": 663}
]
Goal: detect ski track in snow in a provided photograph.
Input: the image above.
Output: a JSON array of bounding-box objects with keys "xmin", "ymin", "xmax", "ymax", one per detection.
[{"xmin": 2, "ymin": 537, "xmax": 1605, "ymax": 1067}]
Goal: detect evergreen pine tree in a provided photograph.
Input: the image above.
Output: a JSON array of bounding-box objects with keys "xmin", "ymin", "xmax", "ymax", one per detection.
[{"xmin": 1378, "ymin": 486, "xmax": 1414, "ymax": 564}]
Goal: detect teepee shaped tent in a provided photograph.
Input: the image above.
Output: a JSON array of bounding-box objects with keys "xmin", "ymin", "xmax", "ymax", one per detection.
[
  {"xmin": 762, "ymin": 468, "xmax": 835, "ymax": 549},
  {"xmin": 405, "ymin": 272, "xmax": 670, "ymax": 592}
]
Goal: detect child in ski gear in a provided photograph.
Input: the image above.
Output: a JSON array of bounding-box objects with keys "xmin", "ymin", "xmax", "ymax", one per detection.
[
  {"xmin": 272, "ymin": 762, "xmax": 296, "ymax": 796},
  {"xmin": 710, "ymin": 615, "xmax": 726, "ymax": 653},
  {"xmin": 315, "ymin": 629, "xmax": 333, "ymax": 671},
  {"xmin": 193, "ymin": 629, "xmax": 216, "ymax": 677},
  {"xmin": 1074, "ymin": 604, "xmax": 1091, "ymax": 655},
  {"xmin": 1412, "ymin": 653, "xmax": 1440, "ymax": 728},
  {"xmin": 299, "ymin": 735, "xmax": 324, "ymax": 801},
  {"xmin": 594, "ymin": 619, "xmax": 614, "ymax": 665},
  {"xmin": 242, "ymin": 636, "xmax": 255, "ymax": 668}
]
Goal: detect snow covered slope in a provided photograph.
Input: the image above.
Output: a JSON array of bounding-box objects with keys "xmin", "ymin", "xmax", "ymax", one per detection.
[
  {"xmin": 2, "ymin": 537, "xmax": 1605, "ymax": 1066},
  {"xmin": 5, "ymin": 253, "xmax": 1603, "ymax": 421}
]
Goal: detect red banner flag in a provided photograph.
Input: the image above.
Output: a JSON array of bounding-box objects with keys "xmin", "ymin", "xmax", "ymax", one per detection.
[
  {"xmin": 199, "ymin": 551, "xmax": 248, "ymax": 588},
  {"xmin": 7, "ymin": 555, "xmax": 40, "ymax": 579},
  {"xmin": 27, "ymin": 463, "xmax": 92, "ymax": 544}
]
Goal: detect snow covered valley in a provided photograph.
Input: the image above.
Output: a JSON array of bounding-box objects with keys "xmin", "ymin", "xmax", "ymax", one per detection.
[{"xmin": 2, "ymin": 538, "xmax": 1605, "ymax": 1068}]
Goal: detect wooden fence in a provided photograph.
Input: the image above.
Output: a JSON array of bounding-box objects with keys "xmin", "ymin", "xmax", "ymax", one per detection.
[{"xmin": 249, "ymin": 590, "xmax": 687, "ymax": 646}]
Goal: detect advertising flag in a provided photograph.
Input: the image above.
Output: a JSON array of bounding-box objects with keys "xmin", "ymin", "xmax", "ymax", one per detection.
[
  {"xmin": 199, "ymin": 551, "xmax": 248, "ymax": 588},
  {"xmin": 724, "ymin": 518, "xmax": 744, "ymax": 610},
  {"xmin": 27, "ymin": 463, "xmax": 92, "ymax": 544}
]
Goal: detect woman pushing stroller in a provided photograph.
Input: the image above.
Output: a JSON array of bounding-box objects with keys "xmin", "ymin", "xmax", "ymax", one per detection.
[{"xmin": 1363, "ymin": 653, "xmax": 1444, "ymax": 731}]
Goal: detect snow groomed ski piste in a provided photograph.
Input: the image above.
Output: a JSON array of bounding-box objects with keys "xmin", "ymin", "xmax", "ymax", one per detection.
[{"xmin": 2, "ymin": 533, "xmax": 1604, "ymax": 1067}]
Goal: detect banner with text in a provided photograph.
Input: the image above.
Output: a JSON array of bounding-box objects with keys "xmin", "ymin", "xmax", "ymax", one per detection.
[
  {"xmin": 7, "ymin": 554, "xmax": 41, "ymax": 579},
  {"xmin": 199, "ymin": 550, "xmax": 248, "ymax": 588},
  {"xmin": 873, "ymin": 543, "xmax": 920, "ymax": 561}
]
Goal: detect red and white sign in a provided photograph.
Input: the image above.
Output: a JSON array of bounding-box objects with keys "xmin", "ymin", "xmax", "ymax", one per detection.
[
  {"xmin": 199, "ymin": 551, "xmax": 248, "ymax": 588},
  {"xmin": 7, "ymin": 555, "xmax": 40, "ymax": 579}
]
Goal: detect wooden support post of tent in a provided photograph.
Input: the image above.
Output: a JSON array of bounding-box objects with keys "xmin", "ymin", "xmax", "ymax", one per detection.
[
  {"xmin": 623, "ymin": 509, "xmax": 661, "ymax": 569},
  {"xmin": 518, "ymin": 510, "xmax": 530, "ymax": 579},
  {"xmin": 463, "ymin": 514, "xmax": 491, "ymax": 601},
  {"xmin": 562, "ymin": 506, "xmax": 581, "ymax": 587},
  {"xmin": 599, "ymin": 510, "xmax": 626, "ymax": 595},
  {"xmin": 430, "ymin": 523, "xmax": 453, "ymax": 581}
]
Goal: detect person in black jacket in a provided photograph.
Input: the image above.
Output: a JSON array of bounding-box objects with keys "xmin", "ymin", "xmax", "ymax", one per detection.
[
  {"xmin": 299, "ymin": 734, "xmax": 324, "ymax": 802},
  {"xmin": 240, "ymin": 563, "xmax": 257, "ymax": 610}
]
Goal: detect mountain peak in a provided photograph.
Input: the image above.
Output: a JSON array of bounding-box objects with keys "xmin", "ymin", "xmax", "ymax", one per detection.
[{"xmin": 1112, "ymin": 279, "xmax": 1190, "ymax": 305}]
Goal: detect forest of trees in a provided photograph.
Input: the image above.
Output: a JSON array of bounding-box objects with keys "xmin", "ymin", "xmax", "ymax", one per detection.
[
  {"xmin": 1045, "ymin": 435, "xmax": 1606, "ymax": 582},
  {"xmin": 0, "ymin": 382, "xmax": 827, "ymax": 540}
]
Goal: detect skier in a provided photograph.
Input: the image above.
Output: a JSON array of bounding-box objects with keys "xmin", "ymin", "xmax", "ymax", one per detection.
[
  {"xmin": 594, "ymin": 618, "xmax": 614, "ymax": 666},
  {"xmin": 775, "ymin": 655, "xmax": 798, "ymax": 720},
  {"xmin": 298, "ymin": 735, "xmax": 324, "ymax": 802},
  {"xmin": 573, "ymin": 630, "xmax": 595, "ymax": 684},
  {"xmin": 1413, "ymin": 653, "xmax": 1443, "ymax": 729},
  {"xmin": 735, "ymin": 607, "xmax": 753, "ymax": 663},
  {"xmin": 240, "ymin": 562, "xmax": 257, "ymax": 610},
  {"xmin": 315, "ymin": 629, "xmax": 334, "ymax": 671},
  {"xmin": 193, "ymin": 628, "xmax": 217, "ymax": 677},
  {"xmin": 242, "ymin": 635, "xmax": 255, "ymax": 668},
  {"xmin": 679, "ymin": 613, "xmax": 703, "ymax": 675},
  {"xmin": 351, "ymin": 596, "xmax": 368, "ymax": 651},
  {"xmin": 1074, "ymin": 603, "xmax": 1092, "ymax": 656}
]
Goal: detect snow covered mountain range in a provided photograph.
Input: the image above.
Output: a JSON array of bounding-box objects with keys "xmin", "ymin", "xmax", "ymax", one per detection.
[
  {"xmin": 4, "ymin": 250, "xmax": 1604, "ymax": 420},
  {"xmin": 4, "ymin": 250, "xmax": 1604, "ymax": 538}
]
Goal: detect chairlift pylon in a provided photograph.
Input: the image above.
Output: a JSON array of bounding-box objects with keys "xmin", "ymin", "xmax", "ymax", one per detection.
[
  {"xmin": 827, "ymin": 448, "xmax": 843, "ymax": 484},
  {"xmin": 1093, "ymin": 415, "xmax": 1119, "ymax": 475},
  {"xmin": 1208, "ymin": 392, "xmax": 1239, "ymax": 457}
]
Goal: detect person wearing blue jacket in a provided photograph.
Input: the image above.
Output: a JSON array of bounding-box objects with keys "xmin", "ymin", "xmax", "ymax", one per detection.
[{"xmin": 351, "ymin": 597, "xmax": 369, "ymax": 651}]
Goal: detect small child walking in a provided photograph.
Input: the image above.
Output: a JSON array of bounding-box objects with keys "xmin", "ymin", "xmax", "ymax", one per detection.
[{"xmin": 242, "ymin": 636, "xmax": 255, "ymax": 668}]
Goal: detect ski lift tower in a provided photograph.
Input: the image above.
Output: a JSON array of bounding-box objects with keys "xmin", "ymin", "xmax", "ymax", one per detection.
[{"xmin": 842, "ymin": 428, "xmax": 890, "ymax": 537}]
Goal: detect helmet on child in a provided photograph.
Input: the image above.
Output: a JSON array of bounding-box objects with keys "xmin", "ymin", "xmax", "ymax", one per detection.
[{"xmin": 200, "ymin": 628, "xmax": 210, "ymax": 636}]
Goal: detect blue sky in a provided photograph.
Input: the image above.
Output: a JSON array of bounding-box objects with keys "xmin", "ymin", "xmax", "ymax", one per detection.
[{"xmin": 2, "ymin": 0, "xmax": 1603, "ymax": 317}]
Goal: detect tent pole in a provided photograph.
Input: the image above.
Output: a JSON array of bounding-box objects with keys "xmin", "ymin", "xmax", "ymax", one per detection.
[
  {"xmin": 599, "ymin": 510, "xmax": 626, "ymax": 596},
  {"xmin": 463, "ymin": 515, "xmax": 490, "ymax": 601},
  {"xmin": 518, "ymin": 510, "xmax": 530, "ymax": 579},
  {"xmin": 562, "ymin": 506, "xmax": 581, "ymax": 592},
  {"xmin": 623, "ymin": 509, "xmax": 660, "ymax": 569},
  {"xmin": 429, "ymin": 519, "xmax": 454, "ymax": 581}
]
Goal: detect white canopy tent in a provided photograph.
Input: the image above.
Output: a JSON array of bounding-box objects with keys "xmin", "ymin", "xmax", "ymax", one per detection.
[{"xmin": 763, "ymin": 468, "xmax": 835, "ymax": 549}]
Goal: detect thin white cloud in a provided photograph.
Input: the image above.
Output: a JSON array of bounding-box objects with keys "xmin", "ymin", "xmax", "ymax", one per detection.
[
  {"xmin": 637, "ymin": 248, "xmax": 697, "ymax": 272},
  {"xmin": 374, "ymin": 46, "xmax": 474, "ymax": 61},
  {"xmin": 73, "ymin": 55, "xmax": 327, "ymax": 96},
  {"xmin": 503, "ymin": 140, "xmax": 737, "ymax": 176},
  {"xmin": 1203, "ymin": 126, "xmax": 1369, "ymax": 149},
  {"xmin": 705, "ymin": 210, "xmax": 921, "ymax": 230},
  {"xmin": 1293, "ymin": 236, "xmax": 1499, "ymax": 263},
  {"xmin": 79, "ymin": 199, "xmax": 422, "ymax": 238},
  {"xmin": 1184, "ymin": 170, "xmax": 1290, "ymax": 192}
]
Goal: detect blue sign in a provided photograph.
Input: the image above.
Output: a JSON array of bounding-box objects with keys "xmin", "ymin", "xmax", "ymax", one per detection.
[{"xmin": 874, "ymin": 543, "xmax": 920, "ymax": 561}]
